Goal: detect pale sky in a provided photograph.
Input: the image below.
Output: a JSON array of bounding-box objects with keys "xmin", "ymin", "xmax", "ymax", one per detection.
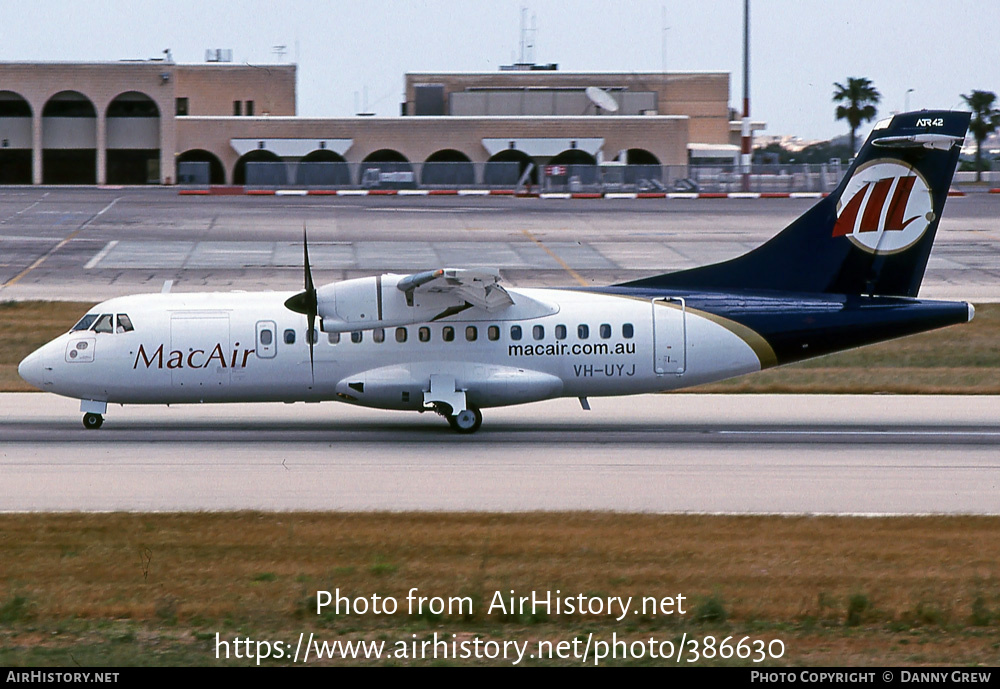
[{"xmin": 3, "ymin": 0, "xmax": 997, "ymax": 140}]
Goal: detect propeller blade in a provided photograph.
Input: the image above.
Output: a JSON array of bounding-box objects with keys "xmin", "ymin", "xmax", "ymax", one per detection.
[
  {"xmin": 282, "ymin": 227, "xmax": 319, "ymax": 385},
  {"xmin": 303, "ymin": 228, "xmax": 317, "ymax": 384},
  {"xmin": 283, "ymin": 227, "xmax": 318, "ymax": 316},
  {"xmin": 307, "ymin": 309, "xmax": 315, "ymax": 385},
  {"xmin": 303, "ymin": 227, "xmax": 315, "ymax": 296}
]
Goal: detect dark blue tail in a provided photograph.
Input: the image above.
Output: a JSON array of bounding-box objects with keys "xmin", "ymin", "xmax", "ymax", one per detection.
[{"xmin": 618, "ymin": 110, "xmax": 970, "ymax": 297}]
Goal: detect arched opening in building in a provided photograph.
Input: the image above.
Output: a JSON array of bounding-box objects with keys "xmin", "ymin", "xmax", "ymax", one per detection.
[
  {"xmin": 549, "ymin": 149, "xmax": 597, "ymax": 166},
  {"xmin": 622, "ymin": 148, "xmax": 662, "ymax": 188},
  {"xmin": 106, "ymin": 91, "xmax": 160, "ymax": 184},
  {"xmin": 176, "ymin": 149, "xmax": 226, "ymax": 185},
  {"xmin": 0, "ymin": 91, "xmax": 32, "ymax": 184},
  {"xmin": 233, "ymin": 149, "xmax": 283, "ymax": 186},
  {"xmin": 42, "ymin": 91, "xmax": 96, "ymax": 184},
  {"xmin": 484, "ymin": 149, "xmax": 536, "ymax": 187},
  {"xmin": 360, "ymin": 149, "xmax": 414, "ymax": 188},
  {"xmin": 624, "ymin": 148, "xmax": 660, "ymax": 166},
  {"xmin": 296, "ymin": 149, "xmax": 351, "ymax": 186},
  {"xmin": 547, "ymin": 148, "xmax": 598, "ymax": 186},
  {"xmin": 422, "ymin": 149, "xmax": 474, "ymax": 187},
  {"xmin": 363, "ymin": 149, "xmax": 408, "ymax": 164}
]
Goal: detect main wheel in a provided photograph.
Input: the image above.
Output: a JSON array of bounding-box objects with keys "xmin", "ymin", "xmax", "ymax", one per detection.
[
  {"xmin": 82, "ymin": 413, "xmax": 104, "ymax": 430},
  {"xmin": 448, "ymin": 407, "xmax": 482, "ymax": 434}
]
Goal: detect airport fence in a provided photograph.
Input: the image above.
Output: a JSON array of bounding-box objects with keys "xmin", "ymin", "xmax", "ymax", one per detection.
[{"xmin": 191, "ymin": 161, "xmax": 849, "ymax": 194}]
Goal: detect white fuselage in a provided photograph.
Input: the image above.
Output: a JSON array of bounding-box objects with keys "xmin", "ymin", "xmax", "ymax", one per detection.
[{"xmin": 20, "ymin": 288, "xmax": 767, "ymax": 411}]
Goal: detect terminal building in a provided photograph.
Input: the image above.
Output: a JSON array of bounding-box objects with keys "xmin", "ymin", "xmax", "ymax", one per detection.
[{"xmin": 0, "ymin": 57, "xmax": 757, "ymax": 187}]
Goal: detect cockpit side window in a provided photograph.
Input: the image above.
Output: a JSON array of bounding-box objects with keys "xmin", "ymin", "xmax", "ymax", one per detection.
[
  {"xmin": 91, "ymin": 314, "xmax": 114, "ymax": 333},
  {"xmin": 116, "ymin": 314, "xmax": 134, "ymax": 333},
  {"xmin": 71, "ymin": 314, "xmax": 99, "ymax": 332}
]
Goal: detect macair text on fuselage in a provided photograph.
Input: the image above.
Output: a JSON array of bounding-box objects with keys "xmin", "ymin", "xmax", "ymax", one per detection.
[{"xmin": 133, "ymin": 343, "xmax": 256, "ymax": 370}]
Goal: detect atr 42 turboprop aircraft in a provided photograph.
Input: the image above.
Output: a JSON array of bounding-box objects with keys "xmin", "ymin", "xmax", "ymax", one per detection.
[{"xmin": 19, "ymin": 110, "xmax": 973, "ymax": 433}]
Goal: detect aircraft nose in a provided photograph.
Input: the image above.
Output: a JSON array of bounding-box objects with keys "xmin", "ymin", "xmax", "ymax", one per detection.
[{"xmin": 18, "ymin": 348, "xmax": 46, "ymax": 390}]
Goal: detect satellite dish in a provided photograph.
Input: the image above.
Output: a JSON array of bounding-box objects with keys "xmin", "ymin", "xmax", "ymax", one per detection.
[{"xmin": 586, "ymin": 86, "xmax": 619, "ymax": 113}]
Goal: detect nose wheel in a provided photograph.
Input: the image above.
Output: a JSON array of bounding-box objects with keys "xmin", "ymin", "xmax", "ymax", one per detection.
[
  {"xmin": 448, "ymin": 407, "xmax": 482, "ymax": 434},
  {"xmin": 82, "ymin": 413, "xmax": 104, "ymax": 430}
]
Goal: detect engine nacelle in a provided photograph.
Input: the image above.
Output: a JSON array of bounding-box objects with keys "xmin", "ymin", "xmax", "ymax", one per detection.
[{"xmin": 316, "ymin": 274, "xmax": 455, "ymax": 332}]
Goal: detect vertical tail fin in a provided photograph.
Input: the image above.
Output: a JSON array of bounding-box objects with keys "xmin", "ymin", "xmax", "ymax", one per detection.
[{"xmin": 619, "ymin": 110, "xmax": 970, "ymax": 296}]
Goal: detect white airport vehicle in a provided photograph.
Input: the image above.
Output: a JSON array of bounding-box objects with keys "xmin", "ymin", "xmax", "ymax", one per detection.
[{"xmin": 18, "ymin": 111, "xmax": 973, "ymax": 433}]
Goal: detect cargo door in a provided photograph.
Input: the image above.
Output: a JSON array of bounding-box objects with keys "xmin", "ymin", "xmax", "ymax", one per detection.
[{"xmin": 170, "ymin": 313, "xmax": 231, "ymax": 390}]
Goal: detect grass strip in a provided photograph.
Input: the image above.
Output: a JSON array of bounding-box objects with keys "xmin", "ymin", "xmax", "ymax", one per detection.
[{"xmin": 0, "ymin": 512, "xmax": 998, "ymax": 666}]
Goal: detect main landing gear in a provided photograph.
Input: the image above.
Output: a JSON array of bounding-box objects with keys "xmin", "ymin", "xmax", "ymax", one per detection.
[
  {"xmin": 82, "ymin": 412, "xmax": 104, "ymax": 430},
  {"xmin": 424, "ymin": 374, "xmax": 482, "ymax": 433},
  {"xmin": 447, "ymin": 407, "xmax": 483, "ymax": 434}
]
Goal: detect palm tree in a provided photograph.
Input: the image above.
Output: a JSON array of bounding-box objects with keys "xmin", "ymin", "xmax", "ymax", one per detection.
[
  {"xmin": 833, "ymin": 78, "xmax": 881, "ymax": 155},
  {"xmin": 961, "ymin": 90, "xmax": 1000, "ymax": 182}
]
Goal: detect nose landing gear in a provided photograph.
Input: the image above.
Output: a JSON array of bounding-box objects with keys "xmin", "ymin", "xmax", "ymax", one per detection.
[{"xmin": 82, "ymin": 413, "xmax": 104, "ymax": 430}]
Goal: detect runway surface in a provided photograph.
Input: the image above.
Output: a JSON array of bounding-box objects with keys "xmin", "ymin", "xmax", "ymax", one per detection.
[
  {"xmin": 2, "ymin": 190, "xmax": 998, "ymax": 516},
  {"xmin": 2, "ymin": 188, "xmax": 1000, "ymax": 302},
  {"xmin": 1, "ymin": 393, "xmax": 997, "ymax": 514}
]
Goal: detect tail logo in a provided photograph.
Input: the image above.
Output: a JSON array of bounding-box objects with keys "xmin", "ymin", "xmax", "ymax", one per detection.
[{"xmin": 832, "ymin": 160, "xmax": 934, "ymax": 255}]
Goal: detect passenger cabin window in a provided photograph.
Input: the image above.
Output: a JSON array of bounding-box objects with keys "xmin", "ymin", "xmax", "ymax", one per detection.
[
  {"xmin": 442, "ymin": 326, "xmax": 455, "ymax": 342},
  {"xmin": 600, "ymin": 324, "xmax": 612, "ymax": 339},
  {"xmin": 395, "ymin": 327, "xmax": 407, "ymax": 343},
  {"xmin": 466, "ymin": 326, "xmax": 478, "ymax": 342},
  {"xmin": 351, "ymin": 331, "xmax": 363, "ymax": 343},
  {"xmin": 418, "ymin": 327, "xmax": 431, "ymax": 342},
  {"xmin": 488, "ymin": 325, "xmax": 500, "ymax": 341},
  {"xmin": 307, "ymin": 328, "xmax": 318, "ymax": 345},
  {"xmin": 510, "ymin": 325, "xmax": 522, "ymax": 341},
  {"xmin": 373, "ymin": 328, "xmax": 385, "ymax": 343},
  {"xmin": 578, "ymin": 324, "xmax": 589, "ymax": 340},
  {"xmin": 533, "ymin": 325, "xmax": 544, "ymax": 340},
  {"xmin": 72, "ymin": 314, "xmax": 98, "ymax": 332},
  {"xmin": 555, "ymin": 324, "xmax": 567, "ymax": 340},
  {"xmin": 623, "ymin": 323, "xmax": 634, "ymax": 339},
  {"xmin": 260, "ymin": 329, "xmax": 274, "ymax": 346},
  {"xmin": 116, "ymin": 314, "xmax": 134, "ymax": 333},
  {"xmin": 284, "ymin": 329, "xmax": 296, "ymax": 345},
  {"xmin": 92, "ymin": 314, "xmax": 114, "ymax": 333},
  {"xmin": 328, "ymin": 332, "xmax": 340, "ymax": 344}
]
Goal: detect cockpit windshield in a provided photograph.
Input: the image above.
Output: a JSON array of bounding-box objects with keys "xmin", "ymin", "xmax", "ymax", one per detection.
[
  {"xmin": 92, "ymin": 314, "xmax": 114, "ymax": 333},
  {"xmin": 71, "ymin": 314, "xmax": 99, "ymax": 332},
  {"xmin": 74, "ymin": 313, "xmax": 135, "ymax": 334}
]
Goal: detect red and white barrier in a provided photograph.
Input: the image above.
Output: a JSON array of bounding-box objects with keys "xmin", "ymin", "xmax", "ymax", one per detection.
[{"xmin": 178, "ymin": 188, "xmax": 851, "ymax": 200}]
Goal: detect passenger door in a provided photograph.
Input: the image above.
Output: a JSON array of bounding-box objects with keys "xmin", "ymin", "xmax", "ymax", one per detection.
[{"xmin": 652, "ymin": 298, "xmax": 686, "ymax": 375}]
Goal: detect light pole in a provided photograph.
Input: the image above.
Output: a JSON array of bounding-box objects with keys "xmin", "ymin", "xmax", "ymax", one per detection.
[
  {"xmin": 905, "ymin": 88, "xmax": 914, "ymax": 112},
  {"xmin": 741, "ymin": 0, "xmax": 751, "ymax": 192}
]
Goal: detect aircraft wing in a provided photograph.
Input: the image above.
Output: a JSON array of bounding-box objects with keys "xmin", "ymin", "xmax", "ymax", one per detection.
[{"xmin": 396, "ymin": 268, "xmax": 514, "ymax": 311}]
